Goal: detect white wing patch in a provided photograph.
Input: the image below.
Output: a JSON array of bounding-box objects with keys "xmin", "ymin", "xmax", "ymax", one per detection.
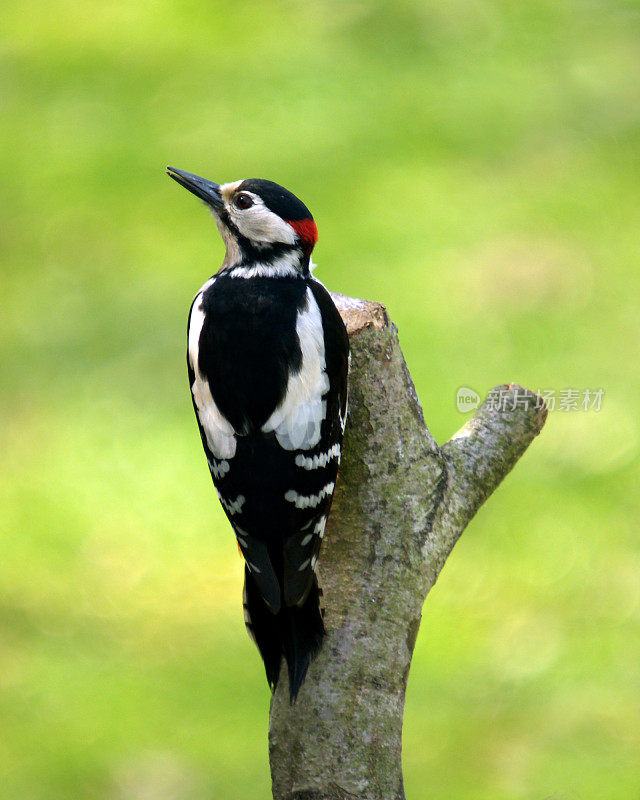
[
  {"xmin": 262, "ymin": 287, "xmax": 329, "ymax": 451},
  {"xmin": 217, "ymin": 491, "xmax": 245, "ymax": 516},
  {"xmin": 284, "ymin": 482, "xmax": 335, "ymax": 510},
  {"xmin": 208, "ymin": 457, "xmax": 230, "ymax": 479},
  {"xmin": 189, "ymin": 278, "xmax": 237, "ymax": 460},
  {"xmin": 294, "ymin": 443, "xmax": 341, "ymax": 470}
]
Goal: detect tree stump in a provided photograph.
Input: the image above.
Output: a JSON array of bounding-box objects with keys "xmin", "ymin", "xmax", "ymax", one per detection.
[{"xmin": 269, "ymin": 297, "xmax": 547, "ymax": 800}]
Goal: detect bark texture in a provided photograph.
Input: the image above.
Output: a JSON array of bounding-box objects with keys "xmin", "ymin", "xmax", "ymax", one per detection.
[{"xmin": 269, "ymin": 297, "xmax": 547, "ymax": 800}]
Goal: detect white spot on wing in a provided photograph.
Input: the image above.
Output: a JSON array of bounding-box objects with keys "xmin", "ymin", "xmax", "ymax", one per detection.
[
  {"xmin": 218, "ymin": 493, "xmax": 245, "ymax": 516},
  {"xmin": 340, "ymin": 398, "xmax": 348, "ymax": 434},
  {"xmin": 262, "ymin": 288, "xmax": 329, "ymax": 451},
  {"xmin": 294, "ymin": 443, "xmax": 341, "ymax": 470},
  {"xmin": 284, "ymin": 483, "xmax": 334, "ymax": 509},
  {"xmin": 208, "ymin": 458, "xmax": 230, "ymax": 479}
]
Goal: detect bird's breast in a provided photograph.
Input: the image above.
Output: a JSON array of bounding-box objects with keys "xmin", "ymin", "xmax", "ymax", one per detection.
[{"xmin": 195, "ymin": 276, "xmax": 310, "ymax": 433}]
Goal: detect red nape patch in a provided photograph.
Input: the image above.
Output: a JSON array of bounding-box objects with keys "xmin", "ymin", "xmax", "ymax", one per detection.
[{"xmin": 287, "ymin": 218, "xmax": 318, "ymax": 253}]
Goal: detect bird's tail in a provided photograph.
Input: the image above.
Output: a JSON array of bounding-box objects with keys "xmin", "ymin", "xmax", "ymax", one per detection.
[{"xmin": 243, "ymin": 567, "xmax": 325, "ymax": 702}]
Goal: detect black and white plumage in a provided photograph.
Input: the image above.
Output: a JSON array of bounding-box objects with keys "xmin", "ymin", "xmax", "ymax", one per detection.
[{"xmin": 167, "ymin": 167, "xmax": 349, "ymax": 700}]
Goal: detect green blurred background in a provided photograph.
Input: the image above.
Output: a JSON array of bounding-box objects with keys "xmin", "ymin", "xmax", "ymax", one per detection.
[{"xmin": 1, "ymin": 1, "xmax": 639, "ymax": 797}]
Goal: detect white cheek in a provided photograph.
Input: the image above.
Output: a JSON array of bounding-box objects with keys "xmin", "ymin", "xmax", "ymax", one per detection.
[{"xmin": 232, "ymin": 205, "xmax": 297, "ymax": 245}]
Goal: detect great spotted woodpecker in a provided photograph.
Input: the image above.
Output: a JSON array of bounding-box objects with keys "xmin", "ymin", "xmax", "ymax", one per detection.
[{"xmin": 167, "ymin": 167, "xmax": 349, "ymax": 701}]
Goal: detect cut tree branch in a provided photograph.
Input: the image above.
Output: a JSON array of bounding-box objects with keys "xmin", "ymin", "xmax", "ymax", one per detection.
[{"xmin": 268, "ymin": 297, "xmax": 547, "ymax": 800}]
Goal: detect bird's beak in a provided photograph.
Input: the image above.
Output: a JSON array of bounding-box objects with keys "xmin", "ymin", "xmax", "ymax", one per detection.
[{"xmin": 166, "ymin": 166, "xmax": 223, "ymax": 210}]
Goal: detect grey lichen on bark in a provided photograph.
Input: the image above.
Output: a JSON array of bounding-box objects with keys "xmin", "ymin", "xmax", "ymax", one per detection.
[{"xmin": 269, "ymin": 296, "xmax": 547, "ymax": 800}]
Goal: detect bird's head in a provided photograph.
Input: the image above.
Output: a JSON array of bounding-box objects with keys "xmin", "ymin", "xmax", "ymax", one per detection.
[{"xmin": 167, "ymin": 167, "xmax": 318, "ymax": 276}]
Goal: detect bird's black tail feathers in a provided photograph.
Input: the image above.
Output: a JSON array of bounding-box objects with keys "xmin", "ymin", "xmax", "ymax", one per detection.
[{"xmin": 243, "ymin": 567, "xmax": 325, "ymax": 702}]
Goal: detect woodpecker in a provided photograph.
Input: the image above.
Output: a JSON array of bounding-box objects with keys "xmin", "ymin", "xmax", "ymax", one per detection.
[{"xmin": 167, "ymin": 167, "xmax": 349, "ymax": 701}]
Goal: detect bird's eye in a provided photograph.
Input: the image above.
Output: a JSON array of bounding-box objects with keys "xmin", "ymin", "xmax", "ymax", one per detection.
[{"xmin": 234, "ymin": 193, "xmax": 254, "ymax": 210}]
